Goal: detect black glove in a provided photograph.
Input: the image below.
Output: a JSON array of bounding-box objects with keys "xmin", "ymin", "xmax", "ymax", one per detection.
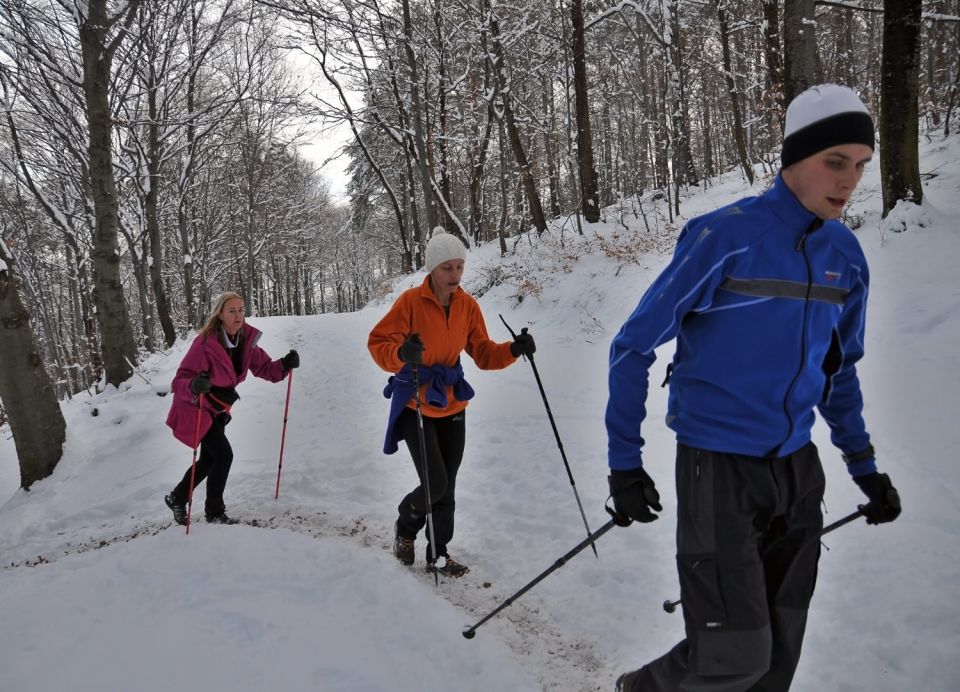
[
  {"xmin": 398, "ymin": 333, "xmax": 424, "ymax": 365},
  {"xmin": 608, "ymin": 467, "xmax": 663, "ymax": 526},
  {"xmin": 189, "ymin": 372, "xmax": 211, "ymax": 394},
  {"xmin": 510, "ymin": 328, "xmax": 536, "ymax": 358},
  {"xmin": 281, "ymin": 349, "xmax": 300, "ymax": 370},
  {"xmin": 207, "ymin": 385, "xmax": 239, "ymax": 412},
  {"xmin": 853, "ymin": 472, "xmax": 901, "ymax": 525}
]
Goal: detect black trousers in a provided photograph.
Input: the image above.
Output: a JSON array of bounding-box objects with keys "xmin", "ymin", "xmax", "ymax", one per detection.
[
  {"xmin": 173, "ymin": 414, "xmax": 233, "ymax": 517},
  {"xmin": 627, "ymin": 442, "xmax": 825, "ymax": 692},
  {"xmin": 395, "ymin": 407, "xmax": 466, "ymax": 562}
]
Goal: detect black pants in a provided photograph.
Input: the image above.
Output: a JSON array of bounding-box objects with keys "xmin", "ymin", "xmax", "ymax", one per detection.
[
  {"xmin": 395, "ymin": 407, "xmax": 466, "ymax": 562},
  {"xmin": 173, "ymin": 414, "xmax": 233, "ymax": 517},
  {"xmin": 626, "ymin": 442, "xmax": 825, "ymax": 692}
]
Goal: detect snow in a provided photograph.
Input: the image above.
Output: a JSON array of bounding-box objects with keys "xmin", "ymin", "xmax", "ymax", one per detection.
[{"xmin": 2, "ymin": 133, "xmax": 960, "ymax": 691}]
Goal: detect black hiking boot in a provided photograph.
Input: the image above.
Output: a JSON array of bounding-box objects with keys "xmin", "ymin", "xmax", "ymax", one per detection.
[
  {"xmin": 165, "ymin": 493, "xmax": 187, "ymax": 525},
  {"xmin": 393, "ymin": 521, "xmax": 415, "ymax": 565},
  {"xmin": 205, "ymin": 511, "xmax": 239, "ymax": 525},
  {"xmin": 427, "ymin": 555, "xmax": 469, "ymax": 578},
  {"xmin": 615, "ymin": 669, "xmax": 642, "ymax": 691}
]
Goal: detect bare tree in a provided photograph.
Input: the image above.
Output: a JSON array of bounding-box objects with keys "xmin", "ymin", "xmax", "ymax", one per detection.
[
  {"xmin": 79, "ymin": 0, "xmax": 142, "ymax": 385},
  {"xmin": 570, "ymin": 0, "xmax": 600, "ymax": 222},
  {"xmin": 880, "ymin": 0, "xmax": 923, "ymax": 216},
  {"xmin": 0, "ymin": 237, "xmax": 66, "ymax": 489},
  {"xmin": 783, "ymin": 0, "xmax": 817, "ymax": 103}
]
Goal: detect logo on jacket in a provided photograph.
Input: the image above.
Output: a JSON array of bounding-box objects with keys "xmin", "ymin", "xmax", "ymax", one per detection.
[{"xmin": 824, "ymin": 270, "xmax": 842, "ymax": 282}]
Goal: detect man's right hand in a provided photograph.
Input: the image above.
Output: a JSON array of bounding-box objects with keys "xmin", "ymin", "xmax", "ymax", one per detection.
[
  {"xmin": 399, "ymin": 333, "xmax": 424, "ymax": 365},
  {"xmin": 609, "ymin": 467, "xmax": 662, "ymax": 526}
]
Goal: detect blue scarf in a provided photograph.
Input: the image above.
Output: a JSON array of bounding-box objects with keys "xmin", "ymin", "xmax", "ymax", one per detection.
[{"xmin": 381, "ymin": 361, "xmax": 475, "ymax": 454}]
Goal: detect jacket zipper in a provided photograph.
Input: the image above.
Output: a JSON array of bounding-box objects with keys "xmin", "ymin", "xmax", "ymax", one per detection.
[{"xmin": 773, "ymin": 218, "xmax": 822, "ymax": 456}]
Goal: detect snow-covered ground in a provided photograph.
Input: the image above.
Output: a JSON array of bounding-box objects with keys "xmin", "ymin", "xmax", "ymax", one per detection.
[{"xmin": 2, "ymin": 133, "xmax": 959, "ymax": 691}]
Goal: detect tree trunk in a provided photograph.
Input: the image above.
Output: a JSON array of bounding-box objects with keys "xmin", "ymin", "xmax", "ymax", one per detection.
[
  {"xmin": 401, "ymin": 0, "xmax": 439, "ymax": 235},
  {"xmin": 146, "ymin": 68, "xmax": 177, "ymax": 348},
  {"xmin": 665, "ymin": 6, "xmax": 697, "ymax": 188},
  {"xmin": 488, "ymin": 7, "xmax": 547, "ymax": 234},
  {"xmin": 718, "ymin": 0, "xmax": 754, "ymax": 184},
  {"xmin": 783, "ymin": 0, "xmax": 817, "ymax": 103},
  {"xmin": 541, "ymin": 74, "xmax": 562, "ymax": 217},
  {"xmin": 880, "ymin": 0, "xmax": 923, "ymax": 217},
  {"xmin": 0, "ymin": 244, "xmax": 66, "ymax": 489},
  {"xmin": 79, "ymin": 0, "xmax": 139, "ymax": 386},
  {"xmin": 761, "ymin": 0, "xmax": 785, "ymax": 123},
  {"xmin": 434, "ymin": 7, "xmax": 454, "ymax": 231},
  {"xmin": 570, "ymin": 0, "xmax": 600, "ymax": 222}
]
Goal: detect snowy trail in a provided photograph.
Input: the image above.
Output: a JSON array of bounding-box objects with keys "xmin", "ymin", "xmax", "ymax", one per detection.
[{"xmin": 3, "ymin": 134, "xmax": 960, "ymax": 690}]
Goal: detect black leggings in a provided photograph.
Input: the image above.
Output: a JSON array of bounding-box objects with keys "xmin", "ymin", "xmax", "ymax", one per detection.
[
  {"xmin": 173, "ymin": 414, "xmax": 233, "ymax": 516},
  {"xmin": 395, "ymin": 407, "xmax": 466, "ymax": 562}
]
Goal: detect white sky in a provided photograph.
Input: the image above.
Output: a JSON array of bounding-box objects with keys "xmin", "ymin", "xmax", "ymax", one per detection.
[{"xmin": 1, "ymin": 132, "xmax": 958, "ymax": 691}]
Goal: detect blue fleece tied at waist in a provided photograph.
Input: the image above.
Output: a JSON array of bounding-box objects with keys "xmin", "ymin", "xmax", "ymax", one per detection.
[{"xmin": 381, "ymin": 361, "xmax": 475, "ymax": 454}]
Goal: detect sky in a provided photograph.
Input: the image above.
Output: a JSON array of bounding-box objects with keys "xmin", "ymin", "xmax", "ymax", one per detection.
[{"xmin": 1, "ymin": 133, "xmax": 959, "ymax": 692}]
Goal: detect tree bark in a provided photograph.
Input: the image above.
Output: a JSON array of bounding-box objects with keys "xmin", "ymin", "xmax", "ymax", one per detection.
[
  {"xmin": 145, "ymin": 65, "xmax": 177, "ymax": 348},
  {"xmin": 570, "ymin": 0, "xmax": 600, "ymax": 222},
  {"xmin": 761, "ymin": 0, "xmax": 785, "ymax": 123},
  {"xmin": 880, "ymin": 0, "xmax": 923, "ymax": 216},
  {"xmin": 783, "ymin": 0, "xmax": 817, "ymax": 103},
  {"xmin": 0, "ymin": 243, "xmax": 66, "ymax": 489},
  {"xmin": 718, "ymin": 0, "xmax": 754, "ymax": 184},
  {"xmin": 488, "ymin": 6, "xmax": 547, "ymax": 234},
  {"xmin": 79, "ymin": 0, "xmax": 140, "ymax": 386},
  {"xmin": 401, "ymin": 0, "xmax": 439, "ymax": 235}
]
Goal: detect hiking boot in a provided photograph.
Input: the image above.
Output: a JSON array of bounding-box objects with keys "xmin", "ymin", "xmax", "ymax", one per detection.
[
  {"xmin": 205, "ymin": 511, "xmax": 239, "ymax": 525},
  {"xmin": 428, "ymin": 555, "xmax": 469, "ymax": 578},
  {"xmin": 615, "ymin": 669, "xmax": 642, "ymax": 691},
  {"xmin": 165, "ymin": 493, "xmax": 187, "ymax": 525},
  {"xmin": 393, "ymin": 521, "xmax": 415, "ymax": 565}
]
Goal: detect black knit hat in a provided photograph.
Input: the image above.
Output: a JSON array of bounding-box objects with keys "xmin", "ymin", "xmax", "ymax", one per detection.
[{"xmin": 781, "ymin": 84, "xmax": 875, "ymax": 168}]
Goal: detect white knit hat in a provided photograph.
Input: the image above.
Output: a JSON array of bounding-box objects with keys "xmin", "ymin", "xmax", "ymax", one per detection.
[
  {"xmin": 781, "ymin": 84, "xmax": 874, "ymax": 168},
  {"xmin": 424, "ymin": 231, "xmax": 467, "ymax": 272}
]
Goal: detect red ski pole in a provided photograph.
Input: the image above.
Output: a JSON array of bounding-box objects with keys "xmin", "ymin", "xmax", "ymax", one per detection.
[
  {"xmin": 274, "ymin": 370, "xmax": 294, "ymax": 499},
  {"xmin": 185, "ymin": 392, "xmax": 205, "ymax": 535}
]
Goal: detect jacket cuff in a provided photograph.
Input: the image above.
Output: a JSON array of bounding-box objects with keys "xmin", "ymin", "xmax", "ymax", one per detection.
[{"xmin": 843, "ymin": 444, "xmax": 876, "ymax": 476}]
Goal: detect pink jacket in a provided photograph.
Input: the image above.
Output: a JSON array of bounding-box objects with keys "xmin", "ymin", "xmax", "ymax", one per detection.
[{"xmin": 166, "ymin": 323, "xmax": 287, "ymax": 447}]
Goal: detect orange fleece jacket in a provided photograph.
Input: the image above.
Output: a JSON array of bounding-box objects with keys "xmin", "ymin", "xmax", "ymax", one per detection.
[{"xmin": 368, "ymin": 276, "xmax": 517, "ymax": 417}]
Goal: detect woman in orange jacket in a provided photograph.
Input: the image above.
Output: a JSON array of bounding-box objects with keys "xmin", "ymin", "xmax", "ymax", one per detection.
[{"xmin": 368, "ymin": 232, "xmax": 535, "ymax": 577}]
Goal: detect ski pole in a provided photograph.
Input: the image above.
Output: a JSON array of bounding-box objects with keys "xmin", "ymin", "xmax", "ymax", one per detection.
[
  {"xmin": 412, "ymin": 363, "xmax": 440, "ymax": 587},
  {"xmin": 463, "ymin": 514, "xmax": 619, "ymax": 639},
  {"xmin": 185, "ymin": 391, "xmax": 205, "ymax": 535},
  {"xmin": 662, "ymin": 508, "xmax": 865, "ymax": 614},
  {"xmin": 274, "ymin": 369, "xmax": 294, "ymax": 499},
  {"xmin": 500, "ymin": 314, "xmax": 598, "ymax": 559}
]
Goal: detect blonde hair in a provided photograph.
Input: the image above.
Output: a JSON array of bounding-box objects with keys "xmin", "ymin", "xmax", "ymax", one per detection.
[{"xmin": 200, "ymin": 291, "xmax": 243, "ymax": 337}]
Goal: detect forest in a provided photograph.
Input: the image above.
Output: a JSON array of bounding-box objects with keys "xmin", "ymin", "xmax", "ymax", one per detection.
[{"xmin": 0, "ymin": 0, "xmax": 956, "ymax": 485}]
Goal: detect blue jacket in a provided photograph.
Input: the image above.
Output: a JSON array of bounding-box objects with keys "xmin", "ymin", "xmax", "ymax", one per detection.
[
  {"xmin": 606, "ymin": 174, "xmax": 876, "ymax": 477},
  {"xmin": 381, "ymin": 362, "xmax": 475, "ymax": 454}
]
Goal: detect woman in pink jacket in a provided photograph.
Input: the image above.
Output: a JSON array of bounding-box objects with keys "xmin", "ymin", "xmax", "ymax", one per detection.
[{"xmin": 164, "ymin": 292, "xmax": 299, "ymax": 524}]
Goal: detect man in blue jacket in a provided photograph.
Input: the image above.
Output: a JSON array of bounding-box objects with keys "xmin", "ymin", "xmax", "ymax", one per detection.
[{"xmin": 608, "ymin": 84, "xmax": 901, "ymax": 691}]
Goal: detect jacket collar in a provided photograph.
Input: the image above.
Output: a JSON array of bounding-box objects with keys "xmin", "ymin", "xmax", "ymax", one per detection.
[
  {"xmin": 419, "ymin": 275, "xmax": 463, "ymax": 307},
  {"xmin": 765, "ymin": 173, "xmax": 819, "ymax": 232}
]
